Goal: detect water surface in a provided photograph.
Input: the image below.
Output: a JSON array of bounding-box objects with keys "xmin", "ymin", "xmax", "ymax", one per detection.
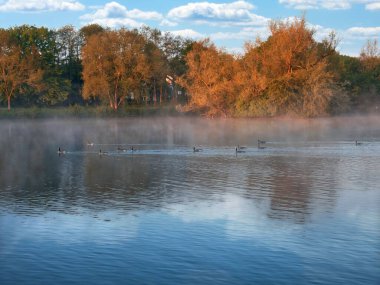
[{"xmin": 0, "ymin": 116, "xmax": 379, "ymax": 284}]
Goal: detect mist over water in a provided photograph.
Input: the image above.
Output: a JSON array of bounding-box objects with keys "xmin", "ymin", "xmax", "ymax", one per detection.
[{"xmin": 0, "ymin": 116, "xmax": 379, "ymax": 284}]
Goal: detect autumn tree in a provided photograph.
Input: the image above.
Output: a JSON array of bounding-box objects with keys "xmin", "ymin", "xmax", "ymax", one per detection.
[
  {"xmin": 8, "ymin": 25, "xmax": 70, "ymax": 106},
  {"xmin": 82, "ymin": 29, "xmax": 150, "ymax": 110},
  {"xmin": 0, "ymin": 29, "xmax": 42, "ymax": 111},
  {"xmin": 0, "ymin": 22, "xmax": 375, "ymax": 115},
  {"xmin": 242, "ymin": 17, "xmax": 339, "ymax": 116},
  {"xmin": 179, "ymin": 40, "xmax": 238, "ymax": 117},
  {"xmin": 234, "ymin": 41, "xmax": 267, "ymax": 115}
]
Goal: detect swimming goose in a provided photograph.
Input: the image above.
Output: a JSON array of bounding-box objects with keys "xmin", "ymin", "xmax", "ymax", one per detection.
[
  {"xmin": 87, "ymin": 141, "xmax": 94, "ymax": 146},
  {"xmin": 99, "ymin": 149, "xmax": 108, "ymax": 155},
  {"xmin": 235, "ymin": 147, "xmax": 245, "ymax": 154},
  {"xmin": 57, "ymin": 147, "xmax": 66, "ymax": 155},
  {"xmin": 355, "ymin": 140, "xmax": 362, "ymax": 146},
  {"xmin": 237, "ymin": 145, "xmax": 247, "ymax": 150},
  {"xmin": 258, "ymin": 139, "xmax": 266, "ymax": 149},
  {"xmin": 193, "ymin": 146, "xmax": 202, "ymax": 152}
]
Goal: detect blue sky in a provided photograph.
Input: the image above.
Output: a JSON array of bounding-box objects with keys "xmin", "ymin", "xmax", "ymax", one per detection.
[{"xmin": 0, "ymin": 0, "xmax": 379, "ymax": 56}]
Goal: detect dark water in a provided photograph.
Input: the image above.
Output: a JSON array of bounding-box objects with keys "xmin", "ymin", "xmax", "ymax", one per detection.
[{"xmin": 0, "ymin": 116, "xmax": 379, "ymax": 285}]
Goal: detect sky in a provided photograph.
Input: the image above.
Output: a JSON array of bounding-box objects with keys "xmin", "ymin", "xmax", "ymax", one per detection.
[{"xmin": 0, "ymin": 0, "xmax": 379, "ymax": 56}]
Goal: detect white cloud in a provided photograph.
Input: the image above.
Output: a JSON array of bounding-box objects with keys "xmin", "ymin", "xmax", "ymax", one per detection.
[
  {"xmin": 83, "ymin": 17, "xmax": 142, "ymax": 28},
  {"xmin": 365, "ymin": 2, "xmax": 380, "ymax": 9},
  {"xmin": 346, "ymin": 26, "xmax": 380, "ymax": 38},
  {"xmin": 160, "ymin": 19, "xmax": 178, "ymax": 27},
  {"xmin": 210, "ymin": 22, "xmax": 334, "ymax": 44},
  {"xmin": 168, "ymin": 29, "xmax": 205, "ymax": 39},
  {"xmin": 307, "ymin": 24, "xmax": 335, "ymax": 41},
  {"xmin": 127, "ymin": 9, "xmax": 163, "ymax": 21},
  {"xmin": 80, "ymin": 1, "xmax": 163, "ymax": 28},
  {"xmin": 0, "ymin": 0, "xmax": 85, "ymax": 12},
  {"xmin": 326, "ymin": 26, "xmax": 380, "ymax": 55},
  {"xmin": 167, "ymin": 1, "xmax": 269, "ymax": 26},
  {"xmin": 164, "ymin": 193, "xmax": 301, "ymax": 242},
  {"xmin": 279, "ymin": 0, "xmax": 379, "ymax": 10},
  {"xmin": 211, "ymin": 26, "xmax": 269, "ymax": 41}
]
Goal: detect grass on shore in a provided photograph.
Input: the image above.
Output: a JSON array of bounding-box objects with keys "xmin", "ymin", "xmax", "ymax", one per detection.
[{"xmin": 0, "ymin": 104, "xmax": 182, "ymax": 119}]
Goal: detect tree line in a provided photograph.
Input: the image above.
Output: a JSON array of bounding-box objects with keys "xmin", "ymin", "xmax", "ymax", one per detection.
[
  {"xmin": 0, "ymin": 17, "xmax": 379, "ymax": 117},
  {"xmin": 0, "ymin": 24, "xmax": 192, "ymax": 111}
]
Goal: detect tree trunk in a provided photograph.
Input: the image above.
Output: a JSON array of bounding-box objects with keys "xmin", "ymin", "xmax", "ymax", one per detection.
[
  {"xmin": 153, "ymin": 83, "xmax": 157, "ymax": 106},
  {"xmin": 160, "ymin": 85, "xmax": 163, "ymax": 104},
  {"xmin": 7, "ymin": 96, "xmax": 11, "ymax": 112},
  {"xmin": 114, "ymin": 92, "xmax": 118, "ymax": 110}
]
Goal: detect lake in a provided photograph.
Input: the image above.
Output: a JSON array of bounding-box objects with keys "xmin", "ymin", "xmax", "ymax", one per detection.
[{"xmin": 0, "ymin": 116, "xmax": 379, "ymax": 284}]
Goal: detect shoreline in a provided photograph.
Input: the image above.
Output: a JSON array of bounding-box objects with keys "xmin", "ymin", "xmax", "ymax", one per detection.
[
  {"xmin": 0, "ymin": 105, "xmax": 184, "ymax": 119},
  {"xmin": 1, "ymin": 105, "xmax": 379, "ymax": 120}
]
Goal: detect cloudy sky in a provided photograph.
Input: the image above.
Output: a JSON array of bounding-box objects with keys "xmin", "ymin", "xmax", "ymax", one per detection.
[{"xmin": 0, "ymin": 0, "xmax": 379, "ymax": 56}]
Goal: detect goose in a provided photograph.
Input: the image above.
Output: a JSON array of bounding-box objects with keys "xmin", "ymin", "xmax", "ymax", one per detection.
[
  {"xmin": 117, "ymin": 146, "xmax": 127, "ymax": 152},
  {"xmin": 258, "ymin": 139, "xmax": 266, "ymax": 149},
  {"xmin": 235, "ymin": 147, "xmax": 245, "ymax": 154},
  {"xmin": 87, "ymin": 141, "xmax": 94, "ymax": 146},
  {"xmin": 237, "ymin": 144, "xmax": 247, "ymax": 150},
  {"xmin": 193, "ymin": 146, "xmax": 202, "ymax": 152},
  {"xmin": 99, "ymin": 149, "xmax": 108, "ymax": 155},
  {"xmin": 355, "ymin": 140, "xmax": 362, "ymax": 146},
  {"xmin": 57, "ymin": 147, "xmax": 66, "ymax": 155}
]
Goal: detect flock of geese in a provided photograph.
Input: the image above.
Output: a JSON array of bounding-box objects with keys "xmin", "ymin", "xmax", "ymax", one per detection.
[{"xmin": 58, "ymin": 139, "xmax": 365, "ymax": 156}]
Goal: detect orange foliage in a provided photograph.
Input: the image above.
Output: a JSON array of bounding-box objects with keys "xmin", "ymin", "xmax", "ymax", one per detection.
[
  {"xmin": 82, "ymin": 29, "xmax": 150, "ymax": 110},
  {"xmin": 178, "ymin": 40, "xmax": 238, "ymax": 117},
  {"xmin": 0, "ymin": 29, "xmax": 42, "ymax": 111},
  {"xmin": 180, "ymin": 17, "xmax": 339, "ymax": 117}
]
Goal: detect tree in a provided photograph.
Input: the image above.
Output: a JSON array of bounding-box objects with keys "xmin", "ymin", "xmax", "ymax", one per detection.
[
  {"xmin": 7, "ymin": 25, "xmax": 69, "ymax": 107},
  {"xmin": 79, "ymin": 24, "xmax": 105, "ymax": 43},
  {"xmin": 360, "ymin": 39, "xmax": 380, "ymax": 71},
  {"xmin": 357, "ymin": 39, "xmax": 380, "ymax": 109},
  {"xmin": 55, "ymin": 25, "xmax": 84, "ymax": 104},
  {"xmin": 82, "ymin": 29, "xmax": 150, "ymax": 110},
  {"xmin": 248, "ymin": 17, "xmax": 339, "ymax": 116},
  {"xmin": 0, "ymin": 29, "xmax": 42, "ymax": 111},
  {"xmin": 56, "ymin": 25, "xmax": 82, "ymax": 82},
  {"xmin": 234, "ymin": 41, "xmax": 267, "ymax": 115},
  {"xmin": 140, "ymin": 27, "xmax": 170, "ymax": 104},
  {"xmin": 179, "ymin": 40, "xmax": 238, "ymax": 117}
]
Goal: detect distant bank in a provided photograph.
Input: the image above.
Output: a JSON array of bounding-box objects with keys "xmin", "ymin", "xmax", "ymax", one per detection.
[
  {"xmin": 1, "ymin": 105, "xmax": 378, "ymax": 119},
  {"xmin": 0, "ymin": 105, "xmax": 184, "ymax": 119}
]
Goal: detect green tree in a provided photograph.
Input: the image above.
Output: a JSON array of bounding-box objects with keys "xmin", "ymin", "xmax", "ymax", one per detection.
[
  {"xmin": 79, "ymin": 24, "xmax": 105, "ymax": 43},
  {"xmin": 358, "ymin": 39, "xmax": 380, "ymax": 110},
  {"xmin": 7, "ymin": 25, "xmax": 70, "ymax": 107},
  {"xmin": 56, "ymin": 25, "xmax": 82, "ymax": 82},
  {"xmin": 140, "ymin": 27, "xmax": 170, "ymax": 103}
]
